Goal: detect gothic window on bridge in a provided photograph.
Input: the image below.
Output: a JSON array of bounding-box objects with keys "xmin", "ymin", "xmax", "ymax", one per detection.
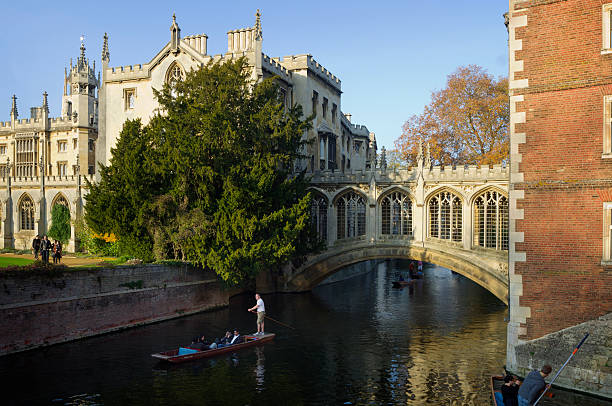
[
  {"xmin": 381, "ymin": 191, "xmax": 412, "ymax": 236},
  {"xmin": 336, "ymin": 191, "xmax": 366, "ymax": 239},
  {"xmin": 428, "ymin": 191, "xmax": 462, "ymax": 242},
  {"xmin": 19, "ymin": 195, "xmax": 35, "ymax": 231},
  {"xmin": 473, "ymin": 190, "xmax": 509, "ymax": 250},
  {"xmin": 311, "ymin": 194, "xmax": 328, "ymax": 241}
]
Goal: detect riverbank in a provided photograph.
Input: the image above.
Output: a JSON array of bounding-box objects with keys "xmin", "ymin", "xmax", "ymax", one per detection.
[{"xmin": 0, "ymin": 263, "xmax": 238, "ymax": 356}]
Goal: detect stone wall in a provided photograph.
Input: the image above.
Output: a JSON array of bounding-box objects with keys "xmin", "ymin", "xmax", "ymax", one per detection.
[
  {"xmin": 0, "ymin": 264, "xmax": 233, "ymax": 356},
  {"xmin": 510, "ymin": 313, "xmax": 611, "ymax": 398}
]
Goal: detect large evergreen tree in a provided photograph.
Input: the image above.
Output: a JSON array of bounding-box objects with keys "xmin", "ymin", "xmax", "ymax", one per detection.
[{"xmin": 85, "ymin": 58, "xmax": 317, "ymax": 284}]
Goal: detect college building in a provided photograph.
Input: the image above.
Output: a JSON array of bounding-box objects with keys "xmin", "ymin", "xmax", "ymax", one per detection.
[{"xmin": 0, "ymin": 11, "xmax": 376, "ymax": 251}]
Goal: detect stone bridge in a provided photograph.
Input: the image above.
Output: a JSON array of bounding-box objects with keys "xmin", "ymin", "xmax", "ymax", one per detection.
[{"xmin": 259, "ymin": 151, "xmax": 510, "ymax": 304}]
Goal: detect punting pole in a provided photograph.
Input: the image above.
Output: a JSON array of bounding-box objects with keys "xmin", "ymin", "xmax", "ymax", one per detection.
[
  {"xmin": 249, "ymin": 310, "xmax": 296, "ymax": 330},
  {"xmin": 533, "ymin": 333, "xmax": 589, "ymax": 406}
]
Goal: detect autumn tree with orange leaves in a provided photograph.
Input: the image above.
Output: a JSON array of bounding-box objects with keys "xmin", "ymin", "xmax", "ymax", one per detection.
[{"xmin": 395, "ymin": 65, "xmax": 508, "ymax": 166}]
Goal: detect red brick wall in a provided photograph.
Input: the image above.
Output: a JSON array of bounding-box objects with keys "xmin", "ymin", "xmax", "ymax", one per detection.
[{"xmin": 513, "ymin": 0, "xmax": 612, "ymax": 340}]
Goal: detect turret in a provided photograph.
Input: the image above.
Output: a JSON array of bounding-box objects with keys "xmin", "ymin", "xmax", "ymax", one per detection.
[{"xmin": 61, "ymin": 37, "xmax": 98, "ymax": 128}]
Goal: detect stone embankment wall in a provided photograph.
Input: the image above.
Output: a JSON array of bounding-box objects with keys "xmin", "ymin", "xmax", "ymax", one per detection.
[
  {"xmin": 0, "ymin": 264, "xmax": 233, "ymax": 356},
  {"xmin": 511, "ymin": 313, "xmax": 611, "ymax": 398}
]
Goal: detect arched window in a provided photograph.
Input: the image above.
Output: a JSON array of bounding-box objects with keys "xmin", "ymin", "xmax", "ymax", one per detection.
[
  {"xmin": 336, "ymin": 191, "xmax": 366, "ymax": 239},
  {"xmin": 166, "ymin": 62, "xmax": 184, "ymax": 84},
  {"xmin": 473, "ymin": 190, "xmax": 508, "ymax": 250},
  {"xmin": 381, "ymin": 191, "xmax": 412, "ymax": 236},
  {"xmin": 311, "ymin": 193, "xmax": 328, "ymax": 241},
  {"xmin": 53, "ymin": 194, "xmax": 69, "ymax": 208},
  {"xmin": 19, "ymin": 195, "xmax": 35, "ymax": 231},
  {"xmin": 429, "ymin": 190, "xmax": 462, "ymax": 242}
]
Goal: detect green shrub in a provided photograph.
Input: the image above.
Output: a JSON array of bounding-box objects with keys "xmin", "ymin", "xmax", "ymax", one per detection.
[{"xmin": 48, "ymin": 204, "xmax": 71, "ymax": 244}]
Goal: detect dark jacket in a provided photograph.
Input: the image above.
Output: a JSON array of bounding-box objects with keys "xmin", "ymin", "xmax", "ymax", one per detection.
[
  {"xmin": 229, "ymin": 334, "xmax": 242, "ymax": 345},
  {"xmin": 41, "ymin": 240, "xmax": 52, "ymax": 251},
  {"xmin": 501, "ymin": 383, "xmax": 519, "ymax": 406},
  {"xmin": 518, "ymin": 370, "xmax": 546, "ymax": 404},
  {"xmin": 190, "ymin": 342, "xmax": 206, "ymax": 350},
  {"xmin": 32, "ymin": 238, "xmax": 41, "ymax": 250}
]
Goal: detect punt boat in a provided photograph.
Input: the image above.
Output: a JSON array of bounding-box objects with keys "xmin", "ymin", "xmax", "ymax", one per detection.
[
  {"xmin": 392, "ymin": 280, "xmax": 415, "ymax": 288},
  {"xmin": 490, "ymin": 375, "xmax": 504, "ymax": 405},
  {"xmin": 152, "ymin": 333, "xmax": 275, "ymax": 363}
]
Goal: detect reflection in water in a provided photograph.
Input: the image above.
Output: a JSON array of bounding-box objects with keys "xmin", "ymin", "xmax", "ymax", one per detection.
[
  {"xmin": 1, "ymin": 260, "xmax": 607, "ymax": 405},
  {"xmin": 254, "ymin": 347, "xmax": 265, "ymax": 392}
]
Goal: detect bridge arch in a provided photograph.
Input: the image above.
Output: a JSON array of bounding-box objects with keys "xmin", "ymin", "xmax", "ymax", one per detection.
[{"xmin": 279, "ymin": 242, "xmax": 508, "ymax": 304}]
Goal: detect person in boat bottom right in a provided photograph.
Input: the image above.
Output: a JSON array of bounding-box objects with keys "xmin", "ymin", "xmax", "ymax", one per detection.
[
  {"xmin": 247, "ymin": 293, "xmax": 266, "ymax": 335},
  {"xmin": 517, "ymin": 364, "xmax": 552, "ymax": 406}
]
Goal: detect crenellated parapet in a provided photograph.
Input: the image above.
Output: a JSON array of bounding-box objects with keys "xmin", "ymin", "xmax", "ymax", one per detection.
[
  {"xmin": 310, "ymin": 163, "xmax": 509, "ymax": 185},
  {"xmin": 340, "ymin": 113, "xmax": 369, "ymax": 137},
  {"xmin": 277, "ymin": 54, "xmax": 341, "ymax": 92},
  {"xmin": 262, "ymin": 54, "xmax": 291, "ymax": 82}
]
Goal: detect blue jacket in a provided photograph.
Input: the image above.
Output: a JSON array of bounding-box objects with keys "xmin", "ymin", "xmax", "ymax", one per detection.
[{"xmin": 518, "ymin": 370, "xmax": 546, "ymax": 404}]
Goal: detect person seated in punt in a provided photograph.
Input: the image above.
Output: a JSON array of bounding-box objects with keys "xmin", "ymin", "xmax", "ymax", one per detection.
[
  {"xmin": 229, "ymin": 329, "xmax": 242, "ymax": 345},
  {"xmin": 190, "ymin": 335, "xmax": 216, "ymax": 350},
  {"xmin": 217, "ymin": 331, "xmax": 232, "ymax": 348}
]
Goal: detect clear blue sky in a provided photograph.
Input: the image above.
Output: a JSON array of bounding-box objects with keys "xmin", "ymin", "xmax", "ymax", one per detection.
[{"xmin": 0, "ymin": 0, "xmax": 508, "ymax": 150}]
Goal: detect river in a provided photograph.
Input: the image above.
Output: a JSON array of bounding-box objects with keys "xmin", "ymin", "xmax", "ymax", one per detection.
[{"xmin": 1, "ymin": 260, "xmax": 607, "ymax": 405}]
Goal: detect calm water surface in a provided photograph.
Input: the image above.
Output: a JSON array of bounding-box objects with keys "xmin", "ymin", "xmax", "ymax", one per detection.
[{"xmin": 1, "ymin": 261, "xmax": 606, "ymax": 405}]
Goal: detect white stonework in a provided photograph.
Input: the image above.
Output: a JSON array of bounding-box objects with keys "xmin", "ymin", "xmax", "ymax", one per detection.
[
  {"xmin": 99, "ymin": 12, "xmax": 375, "ymax": 175},
  {"xmin": 0, "ymin": 39, "xmax": 96, "ymax": 251},
  {"xmin": 507, "ymin": 0, "xmax": 531, "ymax": 372}
]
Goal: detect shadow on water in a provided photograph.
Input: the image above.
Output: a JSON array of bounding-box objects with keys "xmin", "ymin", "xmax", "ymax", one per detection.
[{"xmin": 0, "ymin": 260, "xmax": 607, "ymax": 405}]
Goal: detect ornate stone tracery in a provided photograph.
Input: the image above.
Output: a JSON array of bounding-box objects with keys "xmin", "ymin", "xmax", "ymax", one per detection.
[
  {"xmin": 336, "ymin": 190, "xmax": 366, "ymax": 239},
  {"xmin": 428, "ymin": 190, "xmax": 462, "ymax": 242},
  {"xmin": 380, "ymin": 190, "xmax": 412, "ymax": 236}
]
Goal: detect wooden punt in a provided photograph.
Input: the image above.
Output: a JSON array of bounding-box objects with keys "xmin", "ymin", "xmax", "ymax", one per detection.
[
  {"xmin": 491, "ymin": 375, "xmax": 504, "ymax": 405},
  {"xmin": 152, "ymin": 333, "xmax": 275, "ymax": 363},
  {"xmin": 392, "ymin": 280, "xmax": 415, "ymax": 288}
]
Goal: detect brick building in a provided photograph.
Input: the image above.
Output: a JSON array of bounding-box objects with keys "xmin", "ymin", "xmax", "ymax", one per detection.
[{"xmin": 507, "ymin": 0, "xmax": 612, "ymax": 396}]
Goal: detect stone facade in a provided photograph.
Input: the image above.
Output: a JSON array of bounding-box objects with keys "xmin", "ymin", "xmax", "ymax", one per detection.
[
  {"xmin": 0, "ymin": 41, "xmax": 97, "ymax": 251},
  {"xmin": 1, "ymin": 11, "xmax": 375, "ymax": 251},
  {"xmin": 507, "ymin": 0, "xmax": 612, "ymax": 397},
  {"xmin": 99, "ymin": 12, "xmax": 375, "ymax": 175}
]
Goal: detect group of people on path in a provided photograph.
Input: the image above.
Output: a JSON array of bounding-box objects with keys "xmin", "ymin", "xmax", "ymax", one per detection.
[
  {"xmin": 188, "ymin": 293, "xmax": 267, "ymax": 352},
  {"xmin": 32, "ymin": 235, "xmax": 62, "ymax": 264},
  {"xmin": 499, "ymin": 364, "xmax": 552, "ymax": 406}
]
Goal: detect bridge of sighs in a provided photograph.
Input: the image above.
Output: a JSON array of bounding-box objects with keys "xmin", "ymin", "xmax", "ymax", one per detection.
[{"xmin": 262, "ymin": 150, "xmax": 510, "ymax": 304}]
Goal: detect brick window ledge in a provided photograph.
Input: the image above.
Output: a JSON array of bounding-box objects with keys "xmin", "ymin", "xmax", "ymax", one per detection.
[
  {"xmin": 602, "ymin": 49, "xmax": 612, "ymax": 55},
  {"xmin": 602, "ymin": 153, "xmax": 612, "ymax": 159},
  {"xmin": 600, "ymin": 260, "xmax": 612, "ymax": 266}
]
